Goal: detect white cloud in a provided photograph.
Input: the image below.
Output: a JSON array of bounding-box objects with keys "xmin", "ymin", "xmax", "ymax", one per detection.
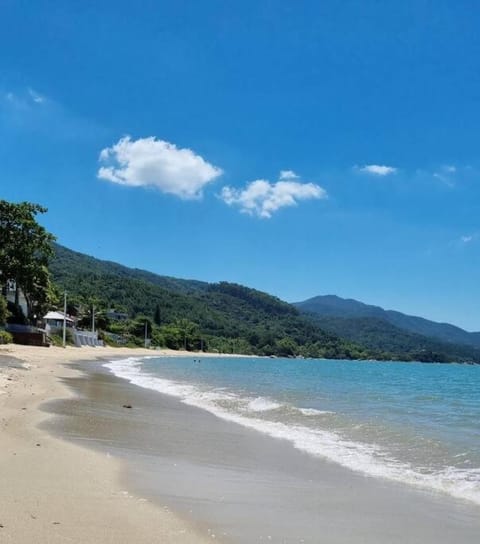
[
  {"xmin": 358, "ymin": 164, "xmax": 397, "ymax": 176},
  {"xmin": 279, "ymin": 170, "xmax": 299, "ymax": 180},
  {"xmin": 98, "ymin": 136, "xmax": 223, "ymax": 199},
  {"xmin": 3, "ymin": 88, "xmax": 46, "ymax": 108},
  {"xmin": 220, "ymin": 171, "xmax": 327, "ymax": 218},
  {"xmin": 459, "ymin": 233, "xmax": 478, "ymax": 245},
  {"xmin": 433, "ymin": 172, "xmax": 453, "ymax": 186},
  {"xmin": 433, "ymin": 165, "xmax": 457, "ymax": 187},
  {"xmin": 28, "ymin": 88, "xmax": 45, "ymax": 104},
  {"xmin": 3, "ymin": 91, "xmax": 26, "ymax": 109},
  {"xmin": 451, "ymin": 233, "xmax": 478, "ymax": 248}
]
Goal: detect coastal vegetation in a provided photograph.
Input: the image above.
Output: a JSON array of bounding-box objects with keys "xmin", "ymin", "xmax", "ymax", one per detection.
[
  {"xmin": 0, "ymin": 296, "xmax": 7, "ymax": 326},
  {"xmin": 49, "ymin": 244, "xmax": 480, "ymax": 362},
  {"xmin": 50, "ymin": 244, "xmax": 373, "ymax": 358},
  {"xmin": 305, "ymin": 315, "xmax": 480, "ymax": 363},
  {"xmin": 295, "ymin": 295, "xmax": 480, "ymax": 349},
  {"xmin": 2, "ymin": 198, "xmax": 480, "ymax": 362},
  {"xmin": 0, "ymin": 200, "xmax": 56, "ymax": 322}
]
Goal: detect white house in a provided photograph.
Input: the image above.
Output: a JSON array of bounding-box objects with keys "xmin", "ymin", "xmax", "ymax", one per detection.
[
  {"xmin": 43, "ymin": 311, "xmax": 74, "ymax": 332},
  {"xmin": 43, "ymin": 311, "xmax": 104, "ymax": 347}
]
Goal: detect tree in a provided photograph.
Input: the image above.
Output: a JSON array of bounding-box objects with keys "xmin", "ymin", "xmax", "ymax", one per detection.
[
  {"xmin": 175, "ymin": 318, "xmax": 201, "ymax": 351},
  {"xmin": 0, "ymin": 295, "xmax": 8, "ymax": 326},
  {"xmin": 130, "ymin": 316, "xmax": 153, "ymax": 339},
  {"xmin": 158, "ymin": 324, "xmax": 184, "ymax": 350},
  {"xmin": 276, "ymin": 337, "xmax": 298, "ymax": 357},
  {"xmin": 154, "ymin": 303, "xmax": 161, "ymax": 325},
  {"xmin": 0, "ymin": 200, "xmax": 56, "ymax": 322}
]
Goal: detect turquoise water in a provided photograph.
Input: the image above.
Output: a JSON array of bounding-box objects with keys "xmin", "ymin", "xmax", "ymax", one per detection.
[{"xmin": 105, "ymin": 356, "xmax": 480, "ymax": 505}]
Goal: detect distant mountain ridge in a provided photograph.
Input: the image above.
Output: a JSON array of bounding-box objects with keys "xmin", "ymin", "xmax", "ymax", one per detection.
[
  {"xmin": 49, "ymin": 244, "xmax": 373, "ymax": 359},
  {"xmin": 49, "ymin": 245, "xmax": 480, "ymax": 362},
  {"xmin": 294, "ymin": 295, "xmax": 480, "ymax": 349},
  {"xmin": 52, "ymin": 244, "xmax": 208, "ymax": 296}
]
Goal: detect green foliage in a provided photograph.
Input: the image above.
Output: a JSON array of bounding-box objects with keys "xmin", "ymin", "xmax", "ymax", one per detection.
[
  {"xmin": 76, "ymin": 304, "xmax": 110, "ymax": 331},
  {"xmin": 50, "ymin": 244, "xmax": 372, "ymax": 358},
  {"xmin": 129, "ymin": 316, "xmax": 153, "ymax": 338},
  {"xmin": 0, "ymin": 200, "xmax": 56, "ymax": 321},
  {"xmin": 0, "ymin": 330, "xmax": 13, "ymax": 344},
  {"xmin": 156, "ymin": 323, "xmax": 184, "ymax": 350},
  {"xmin": 154, "ymin": 304, "xmax": 161, "ymax": 325},
  {"xmin": 153, "ymin": 319, "xmax": 202, "ymax": 350},
  {"xmin": 50, "ymin": 243, "xmax": 477, "ymax": 362},
  {"xmin": 275, "ymin": 337, "xmax": 299, "ymax": 357},
  {"xmin": 0, "ymin": 296, "xmax": 8, "ymax": 326},
  {"xmin": 48, "ymin": 329, "xmax": 74, "ymax": 347},
  {"xmin": 6, "ymin": 301, "xmax": 27, "ymax": 325},
  {"xmin": 308, "ymin": 316, "xmax": 480, "ymax": 363},
  {"xmin": 296, "ymin": 294, "xmax": 480, "ymax": 350}
]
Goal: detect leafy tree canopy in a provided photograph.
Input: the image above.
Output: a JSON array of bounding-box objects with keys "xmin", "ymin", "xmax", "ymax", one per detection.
[
  {"xmin": 0, "ymin": 296, "xmax": 8, "ymax": 326},
  {"xmin": 0, "ymin": 200, "xmax": 56, "ymax": 321}
]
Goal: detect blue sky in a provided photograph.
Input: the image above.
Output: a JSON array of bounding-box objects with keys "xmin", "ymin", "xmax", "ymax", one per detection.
[{"xmin": 1, "ymin": 1, "xmax": 480, "ymax": 329}]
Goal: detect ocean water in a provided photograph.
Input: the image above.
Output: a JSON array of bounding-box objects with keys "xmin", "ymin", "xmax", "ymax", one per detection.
[{"xmin": 104, "ymin": 356, "xmax": 480, "ymax": 506}]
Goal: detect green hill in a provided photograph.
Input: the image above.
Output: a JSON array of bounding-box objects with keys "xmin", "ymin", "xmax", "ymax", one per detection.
[
  {"xmin": 308, "ymin": 315, "xmax": 480, "ymax": 363},
  {"xmin": 294, "ymin": 295, "xmax": 480, "ymax": 348},
  {"xmin": 52, "ymin": 244, "xmax": 207, "ymax": 296},
  {"xmin": 49, "ymin": 245, "xmax": 480, "ymax": 362},
  {"xmin": 49, "ymin": 244, "xmax": 373, "ymax": 359}
]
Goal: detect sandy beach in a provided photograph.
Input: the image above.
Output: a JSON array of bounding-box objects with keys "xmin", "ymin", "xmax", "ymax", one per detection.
[
  {"xmin": 2, "ymin": 344, "xmax": 480, "ymax": 544},
  {"xmin": 0, "ymin": 344, "xmax": 213, "ymax": 544}
]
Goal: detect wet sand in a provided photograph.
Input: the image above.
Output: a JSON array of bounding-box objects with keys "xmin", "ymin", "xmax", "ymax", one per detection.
[
  {"xmin": 0, "ymin": 345, "xmax": 213, "ymax": 544},
  {"xmin": 44, "ymin": 358, "xmax": 480, "ymax": 544}
]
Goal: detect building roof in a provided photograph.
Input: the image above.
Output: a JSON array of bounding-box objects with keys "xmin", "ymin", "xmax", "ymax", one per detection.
[{"xmin": 43, "ymin": 311, "xmax": 74, "ymax": 323}]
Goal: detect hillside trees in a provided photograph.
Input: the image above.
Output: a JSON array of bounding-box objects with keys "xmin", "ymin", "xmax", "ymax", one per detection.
[
  {"xmin": 0, "ymin": 200, "xmax": 56, "ymax": 321},
  {"xmin": 0, "ymin": 295, "xmax": 8, "ymax": 326}
]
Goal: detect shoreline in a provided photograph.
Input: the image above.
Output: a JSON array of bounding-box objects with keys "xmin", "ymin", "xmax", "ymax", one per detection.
[
  {"xmin": 0, "ymin": 344, "xmax": 220, "ymax": 544},
  {"xmin": 41, "ymin": 351, "xmax": 480, "ymax": 543},
  {"xmin": 3, "ymin": 344, "xmax": 480, "ymax": 543}
]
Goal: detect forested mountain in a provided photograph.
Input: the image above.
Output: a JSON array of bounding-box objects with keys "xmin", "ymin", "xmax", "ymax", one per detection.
[
  {"xmin": 49, "ymin": 245, "xmax": 480, "ymax": 362},
  {"xmin": 295, "ymin": 295, "xmax": 480, "ymax": 349},
  {"xmin": 52, "ymin": 244, "xmax": 207, "ymax": 296},
  {"xmin": 50, "ymin": 245, "xmax": 373, "ymax": 359},
  {"xmin": 307, "ymin": 315, "xmax": 480, "ymax": 363}
]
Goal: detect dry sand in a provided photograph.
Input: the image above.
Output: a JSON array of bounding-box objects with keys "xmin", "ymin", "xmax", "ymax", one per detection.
[{"xmin": 0, "ymin": 344, "xmax": 213, "ymax": 544}]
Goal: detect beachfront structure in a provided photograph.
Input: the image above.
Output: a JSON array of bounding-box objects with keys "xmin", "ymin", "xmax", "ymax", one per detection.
[
  {"xmin": 106, "ymin": 309, "xmax": 129, "ymax": 321},
  {"xmin": 43, "ymin": 310, "xmax": 104, "ymax": 347},
  {"xmin": 43, "ymin": 311, "xmax": 75, "ymax": 331},
  {"xmin": 74, "ymin": 329, "xmax": 103, "ymax": 347}
]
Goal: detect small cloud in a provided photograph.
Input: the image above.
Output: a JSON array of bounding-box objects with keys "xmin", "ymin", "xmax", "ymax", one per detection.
[
  {"xmin": 28, "ymin": 88, "xmax": 45, "ymax": 104},
  {"xmin": 451, "ymin": 233, "xmax": 478, "ymax": 248},
  {"xmin": 357, "ymin": 164, "xmax": 397, "ymax": 176},
  {"xmin": 3, "ymin": 88, "xmax": 46, "ymax": 108},
  {"xmin": 279, "ymin": 170, "xmax": 299, "ymax": 180},
  {"xmin": 433, "ymin": 165, "xmax": 457, "ymax": 187},
  {"xmin": 3, "ymin": 91, "xmax": 25, "ymax": 109},
  {"xmin": 98, "ymin": 136, "xmax": 223, "ymax": 199},
  {"xmin": 220, "ymin": 172, "xmax": 327, "ymax": 218}
]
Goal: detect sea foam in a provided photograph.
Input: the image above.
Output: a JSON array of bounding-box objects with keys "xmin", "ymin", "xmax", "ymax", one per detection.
[
  {"xmin": 246, "ymin": 397, "xmax": 282, "ymax": 412},
  {"xmin": 104, "ymin": 357, "xmax": 480, "ymax": 507}
]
